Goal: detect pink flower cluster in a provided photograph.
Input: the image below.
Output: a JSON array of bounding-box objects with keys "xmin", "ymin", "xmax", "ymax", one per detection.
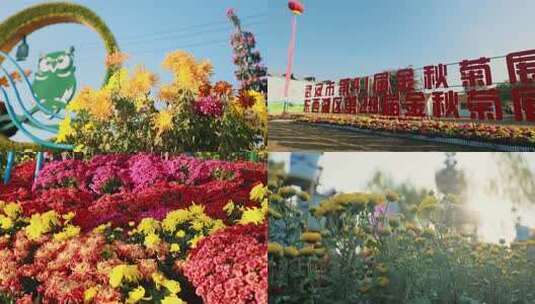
[
  {"xmin": 31, "ymin": 159, "xmax": 87, "ymax": 191},
  {"xmin": 195, "ymin": 96, "xmax": 223, "ymax": 118},
  {"xmin": 183, "ymin": 224, "xmax": 268, "ymax": 304},
  {"xmin": 0, "ymin": 154, "xmax": 266, "ymax": 231},
  {"xmin": 32, "ymin": 154, "xmax": 258, "ymax": 194}
]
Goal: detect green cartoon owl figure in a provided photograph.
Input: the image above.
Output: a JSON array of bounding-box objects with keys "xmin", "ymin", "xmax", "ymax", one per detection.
[{"xmin": 32, "ymin": 46, "xmax": 77, "ymax": 114}]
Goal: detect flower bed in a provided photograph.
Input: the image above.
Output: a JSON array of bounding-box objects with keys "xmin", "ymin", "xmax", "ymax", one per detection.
[
  {"xmin": 58, "ymin": 51, "xmax": 267, "ymax": 155},
  {"xmin": 0, "ymin": 153, "xmax": 268, "ymax": 303},
  {"xmin": 282, "ymin": 113, "xmax": 535, "ymax": 148},
  {"xmin": 268, "ymin": 164, "xmax": 535, "ymax": 304}
]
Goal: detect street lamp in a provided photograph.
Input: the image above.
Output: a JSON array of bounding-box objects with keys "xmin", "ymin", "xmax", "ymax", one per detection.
[{"xmin": 16, "ymin": 36, "xmax": 29, "ymax": 61}]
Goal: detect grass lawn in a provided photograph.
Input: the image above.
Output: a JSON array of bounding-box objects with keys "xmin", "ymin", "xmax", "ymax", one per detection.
[{"xmin": 268, "ymin": 101, "xmax": 304, "ymax": 114}]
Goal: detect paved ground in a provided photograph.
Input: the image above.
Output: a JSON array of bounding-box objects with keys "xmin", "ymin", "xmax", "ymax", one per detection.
[{"xmin": 268, "ymin": 120, "xmax": 490, "ymax": 151}]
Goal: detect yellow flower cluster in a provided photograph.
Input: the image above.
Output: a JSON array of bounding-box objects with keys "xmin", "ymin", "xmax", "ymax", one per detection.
[
  {"xmin": 417, "ymin": 195, "xmax": 439, "ymax": 215},
  {"xmin": 301, "ymin": 231, "xmax": 322, "ymax": 243},
  {"xmin": 109, "ymin": 264, "xmax": 142, "ymax": 288},
  {"xmin": 235, "ymin": 184, "xmax": 269, "ymax": 225},
  {"xmin": 250, "ymin": 183, "xmax": 268, "ymax": 202},
  {"xmin": 53, "ymin": 224, "xmax": 81, "ymax": 241},
  {"xmin": 56, "ymin": 114, "xmax": 74, "ymax": 143},
  {"xmin": 67, "ymin": 86, "xmax": 114, "ymax": 121},
  {"xmin": 123, "ymin": 66, "xmax": 158, "ymax": 110},
  {"xmin": 313, "ymin": 192, "xmax": 377, "ymax": 217},
  {"xmin": 2, "ymin": 201, "xmax": 21, "ymax": 218},
  {"xmin": 268, "ymin": 242, "xmax": 284, "ymax": 256},
  {"xmin": 239, "ymin": 207, "xmax": 265, "ymax": 225},
  {"xmin": 126, "ymin": 204, "xmax": 226, "ymax": 253},
  {"xmin": 162, "ymin": 204, "xmax": 225, "ymax": 236},
  {"xmin": 0, "ymin": 215, "xmax": 13, "ymax": 230},
  {"xmin": 153, "ymin": 109, "xmax": 174, "ymax": 137},
  {"xmin": 223, "ymin": 200, "xmax": 235, "ymax": 216},
  {"xmin": 160, "ymin": 51, "xmax": 213, "ymax": 97},
  {"xmin": 152, "ymin": 272, "xmax": 182, "ymax": 293},
  {"xmin": 25, "ymin": 210, "xmax": 60, "ymax": 240},
  {"xmin": 106, "ymin": 262, "xmax": 185, "ymax": 302},
  {"xmin": 0, "ymin": 202, "xmax": 20, "ymax": 230},
  {"xmin": 245, "ymin": 90, "xmax": 268, "ymax": 128},
  {"xmin": 126, "ymin": 286, "xmax": 146, "ymax": 304},
  {"xmin": 0, "ymin": 203, "xmax": 82, "ymax": 242},
  {"xmin": 284, "ymin": 246, "xmax": 299, "ymax": 257}
]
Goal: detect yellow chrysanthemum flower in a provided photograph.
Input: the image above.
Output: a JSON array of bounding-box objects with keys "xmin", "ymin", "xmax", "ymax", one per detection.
[
  {"xmin": 158, "ymin": 84, "xmax": 180, "ymax": 102},
  {"xmin": 25, "ymin": 211, "xmax": 60, "ymax": 240},
  {"xmin": 284, "ymin": 246, "xmax": 300, "ymax": 257},
  {"xmin": 84, "ymin": 286, "xmax": 98, "ymax": 303},
  {"xmin": 122, "ymin": 66, "xmax": 158, "ymax": 104},
  {"xmin": 162, "ymin": 210, "xmax": 190, "ymax": 232},
  {"xmin": 249, "ymin": 90, "xmax": 267, "ymax": 126},
  {"xmin": 93, "ymin": 223, "xmax": 111, "ymax": 234},
  {"xmin": 53, "ymin": 225, "xmax": 81, "ymax": 241},
  {"xmin": 62, "ymin": 212, "xmax": 76, "ymax": 222},
  {"xmin": 144, "ymin": 233, "xmax": 161, "ymax": 248},
  {"xmin": 3, "ymin": 202, "xmax": 21, "ymax": 219},
  {"xmin": 163, "ymin": 279, "xmax": 181, "ymax": 294},
  {"xmin": 188, "ymin": 234, "xmax": 204, "ymax": 248},
  {"xmin": 223, "ymin": 201, "xmax": 235, "ymax": 216},
  {"xmin": 90, "ymin": 87, "xmax": 113, "ymax": 120},
  {"xmin": 161, "ymin": 51, "xmax": 213, "ymax": 94},
  {"xmin": 105, "ymin": 68, "xmax": 128, "ymax": 92},
  {"xmin": 196, "ymin": 213, "xmax": 213, "ymax": 225},
  {"xmin": 188, "ymin": 203, "xmax": 205, "ymax": 216},
  {"xmin": 210, "ymin": 220, "xmax": 226, "ymax": 234},
  {"xmin": 67, "ymin": 87, "xmax": 94, "ymax": 113},
  {"xmin": 0, "ymin": 215, "xmax": 13, "ymax": 230},
  {"xmin": 153, "ymin": 110, "xmax": 173, "ymax": 136},
  {"xmin": 175, "ymin": 230, "xmax": 186, "ymax": 238},
  {"xmin": 301, "ymin": 231, "xmax": 322, "ymax": 243},
  {"xmin": 137, "ymin": 218, "xmax": 160, "ymax": 235},
  {"xmin": 238, "ymin": 207, "xmax": 265, "ymax": 225},
  {"xmin": 170, "ymin": 243, "xmax": 181, "ymax": 253},
  {"xmin": 267, "ymin": 242, "xmax": 284, "ymax": 256},
  {"xmin": 126, "ymin": 286, "xmax": 145, "ymax": 304},
  {"xmin": 56, "ymin": 114, "xmax": 74, "ymax": 143},
  {"xmin": 190, "ymin": 220, "xmax": 204, "ymax": 232},
  {"xmin": 109, "ymin": 265, "xmax": 141, "ymax": 288},
  {"xmin": 249, "ymin": 183, "xmax": 267, "ymax": 202},
  {"xmin": 299, "ymin": 246, "xmax": 315, "ymax": 256},
  {"xmin": 161, "ymin": 295, "xmax": 186, "ymax": 304}
]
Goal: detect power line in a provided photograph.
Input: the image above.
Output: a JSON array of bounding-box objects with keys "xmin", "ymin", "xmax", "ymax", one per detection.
[
  {"xmin": 75, "ymin": 14, "xmax": 266, "ymax": 48},
  {"xmin": 75, "ymin": 30, "xmax": 266, "ymax": 62},
  {"xmin": 75, "ymin": 21, "xmax": 266, "ymax": 50}
]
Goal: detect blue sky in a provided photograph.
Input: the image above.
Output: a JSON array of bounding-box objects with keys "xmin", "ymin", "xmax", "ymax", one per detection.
[
  {"xmin": 266, "ymin": 0, "xmax": 535, "ymax": 83},
  {"xmin": 1, "ymin": 0, "xmax": 267, "ymax": 89}
]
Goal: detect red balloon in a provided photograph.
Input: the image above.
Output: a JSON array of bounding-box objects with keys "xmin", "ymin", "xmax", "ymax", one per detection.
[{"xmin": 288, "ymin": 0, "xmax": 304, "ymax": 15}]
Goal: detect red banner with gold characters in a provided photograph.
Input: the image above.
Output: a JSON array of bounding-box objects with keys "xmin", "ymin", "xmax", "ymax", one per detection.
[{"xmin": 304, "ymin": 49, "xmax": 535, "ymax": 122}]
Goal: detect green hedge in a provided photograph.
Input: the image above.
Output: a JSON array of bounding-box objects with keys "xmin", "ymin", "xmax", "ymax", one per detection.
[{"xmin": 0, "ymin": 1, "xmax": 120, "ymax": 84}]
